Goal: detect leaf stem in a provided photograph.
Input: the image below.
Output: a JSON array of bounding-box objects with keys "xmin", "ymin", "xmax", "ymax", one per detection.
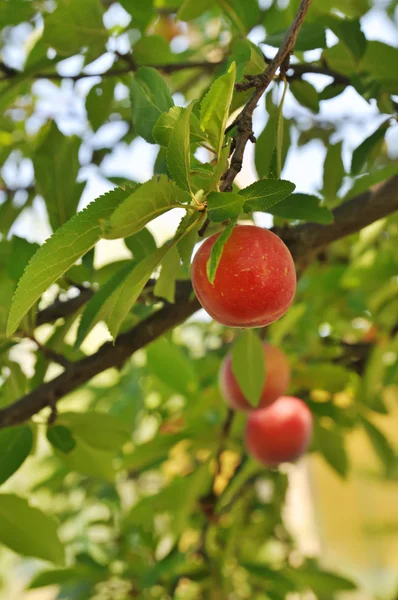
[{"xmin": 276, "ymin": 77, "xmax": 288, "ymax": 179}]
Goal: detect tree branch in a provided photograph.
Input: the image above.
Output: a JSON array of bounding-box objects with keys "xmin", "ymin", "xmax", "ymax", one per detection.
[
  {"xmin": 36, "ymin": 288, "xmax": 94, "ymax": 327},
  {"xmin": 1, "ymin": 177, "xmax": 397, "ymax": 429},
  {"xmin": 0, "ymin": 60, "xmax": 221, "ymax": 82},
  {"xmin": 219, "ymin": 0, "xmax": 313, "ymax": 194},
  {"xmin": 280, "ymin": 175, "xmax": 398, "ymax": 259}
]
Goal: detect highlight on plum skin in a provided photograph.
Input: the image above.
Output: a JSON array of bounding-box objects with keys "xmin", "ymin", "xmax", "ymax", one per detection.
[
  {"xmin": 244, "ymin": 396, "xmax": 313, "ymax": 467},
  {"xmin": 191, "ymin": 225, "xmax": 297, "ymax": 328}
]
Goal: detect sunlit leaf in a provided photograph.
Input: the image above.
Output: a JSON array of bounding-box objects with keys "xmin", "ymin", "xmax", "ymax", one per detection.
[
  {"xmin": 0, "ymin": 494, "xmax": 65, "ymax": 564},
  {"xmin": 7, "ymin": 187, "xmax": 132, "ymax": 337},
  {"xmin": 200, "ymin": 62, "xmax": 236, "ymax": 155},
  {"xmin": 101, "ymin": 175, "xmax": 191, "ymax": 240},
  {"xmin": 130, "ymin": 67, "xmax": 174, "ymax": 143}
]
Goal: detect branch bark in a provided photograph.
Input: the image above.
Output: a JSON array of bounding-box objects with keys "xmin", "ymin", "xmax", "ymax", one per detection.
[
  {"xmin": 220, "ymin": 0, "xmax": 313, "ymax": 193},
  {"xmin": 1, "ymin": 177, "xmax": 397, "ymax": 429},
  {"xmin": 0, "ymin": 59, "xmax": 221, "ymax": 82}
]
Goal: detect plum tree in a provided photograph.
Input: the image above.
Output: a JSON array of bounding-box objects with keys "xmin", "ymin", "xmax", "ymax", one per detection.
[
  {"xmin": 219, "ymin": 342, "xmax": 291, "ymax": 411},
  {"xmin": 245, "ymin": 396, "xmax": 313, "ymax": 467},
  {"xmin": 191, "ymin": 225, "xmax": 296, "ymax": 327}
]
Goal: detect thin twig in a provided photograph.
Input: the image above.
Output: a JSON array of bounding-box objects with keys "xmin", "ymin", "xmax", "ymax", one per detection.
[
  {"xmin": 219, "ymin": 0, "xmax": 313, "ymax": 196},
  {"xmin": 29, "ymin": 335, "xmax": 72, "ymax": 369},
  {"xmin": 0, "ymin": 60, "xmax": 222, "ymax": 82}
]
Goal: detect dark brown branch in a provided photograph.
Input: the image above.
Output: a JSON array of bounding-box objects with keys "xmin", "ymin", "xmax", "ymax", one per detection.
[
  {"xmin": 0, "ymin": 282, "xmax": 199, "ymax": 429},
  {"xmin": 219, "ymin": 0, "xmax": 313, "ymax": 194},
  {"xmin": 32, "ymin": 340, "xmax": 72, "ymax": 369},
  {"xmin": 235, "ymin": 0, "xmax": 313, "ymax": 93},
  {"xmin": 36, "ymin": 288, "xmax": 94, "ymax": 327},
  {"xmin": 1, "ymin": 177, "xmax": 397, "ymax": 429},
  {"xmin": 286, "ymin": 62, "xmax": 350, "ymax": 85},
  {"xmin": 280, "ymin": 175, "xmax": 398, "ymax": 260},
  {"xmin": 35, "ymin": 277, "xmax": 172, "ymax": 328},
  {"xmin": 0, "ymin": 60, "xmax": 222, "ymax": 83}
]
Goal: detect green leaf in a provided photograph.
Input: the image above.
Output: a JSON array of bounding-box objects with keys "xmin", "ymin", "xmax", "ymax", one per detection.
[
  {"xmin": 0, "ymin": 0, "xmax": 35, "ymax": 26},
  {"xmin": 290, "ymin": 80, "xmax": 319, "ymax": 113},
  {"xmin": 7, "ymin": 237, "xmax": 39, "ymax": 282},
  {"xmin": 231, "ymin": 330, "xmax": 266, "ymax": 408},
  {"xmin": 240, "ymin": 179, "xmax": 295, "ymax": 213},
  {"xmin": 7, "ymin": 187, "xmax": 131, "ymax": 337},
  {"xmin": 119, "ymin": 0, "xmax": 154, "ymax": 30},
  {"xmin": 154, "ymin": 246, "xmax": 181, "ymax": 303},
  {"xmin": 0, "ymin": 425, "xmax": 33, "ymax": 486},
  {"xmin": 268, "ymin": 304, "xmax": 307, "ymax": 346},
  {"xmin": 294, "ymin": 363, "xmax": 352, "ymax": 394},
  {"xmin": 206, "ymin": 219, "xmax": 236, "ymax": 284},
  {"xmin": 255, "ymin": 103, "xmax": 291, "ymax": 179},
  {"xmin": 242, "ymin": 563, "xmax": 292, "ymax": 594},
  {"xmin": 101, "ymin": 175, "xmax": 191, "ymax": 240},
  {"xmin": 344, "ymin": 164, "xmax": 398, "ymax": 200},
  {"xmin": 29, "ymin": 565, "xmax": 101, "ymax": 589},
  {"xmin": 228, "ymin": 38, "xmax": 251, "ymax": 81},
  {"xmin": 127, "ymin": 466, "xmax": 211, "ymax": 536},
  {"xmin": 46, "ymin": 426, "xmax": 76, "ymax": 454},
  {"xmin": 230, "ymin": 38, "xmax": 265, "ymax": 81},
  {"xmin": 153, "ymin": 106, "xmax": 206, "ymax": 148},
  {"xmin": 34, "ymin": 122, "xmax": 83, "ymax": 231},
  {"xmin": 265, "ymin": 23, "xmax": 326, "ymax": 51},
  {"xmin": 124, "ymin": 434, "xmax": 182, "ymax": 473},
  {"xmin": 275, "ymin": 79, "xmax": 288, "ymax": 178},
  {"xmin": 54, "ymin": 438, "xmax": 116, "ymax": 481},
  {"xmin": 107, "ymin": 245, "xmax": 171, "ymax": 340},
  {"xmin": 319, "ymin": 82, "xmax": 346, "ymax": 101},
  {"xmin": 86, "ymin": 79, "xmax": 115, "ymax": 131},
  {"xmin": 146, "ymin": 338, "xmax": 199, "ymax": 396},
  {"xmin": 315, "ymin": 425, "xmax": 349, "ymax": 478},
  {"xmin": 57, "ymin": 412, "xmax": 130, "ymax": 452},
  {"xmin": 0, "ymin": 78, "xmax": 29, "ymax": 114},
  {"xmin": 323, "ymin": 43, "xmax": 357, "ymax": 76},
  {"xmin": 360, "ymin": 416, "xmax": 396, "ymax": 473},
  {"xmin": 206, "ymin": 142, "xmax": 231, "ymax": 193},
  {"xmin": 322, "ymin": 141, "xmax": 345, "ymax": 203},
  {"xmin": 130, "ymin": 67, "xmax": 174, "ymax": 144},
  {"xmin": 288, "ymin": 562, "xmax": 357, "ymax": 593},
  {"xmin": 200, "ymin": 62, "xmax": 236, "ymax": 155},
  {"xmin": 125, "ymin": 228, "xmax": 157, "ymax": 260},
  {"xmin": 177, "ymin": 0, "xmax": 214, "ymax": 21},
  {"xmin": 42, "ymin": 0, "xmax": 107, "ymax": 60},
  {"xmin": 268, "ymin": 193, "xmax": 334, "ymax": 224},
  {"xmin": 177, "ymin": 212, "xmax": 202, "ymax": 271},
  {"xmin": 74, "ymin": 262, "xmax": 136, "ymax": 350},
  {"xmin": 325, "ymin": 17, "xmax": 367, "ymax": 60},
  {"xmin": 359, "ymin": 343, "xmax": 393, "ymax": 413},
  {"xmin": 133, "ymin": 35, "xmax": 175, "ymax": 66},
  {"xmin": 0, "ymin": 494, "xmax": 65, "ymax": 564},
  {"xmin": 361, "ymin": 41, "xmax": 398, "ymax": 91},
  {"xmin": 167, "ymin": 102, "xmax": 194, "ymax": 193},
  {"xmin": 207, "ymin": 191, "xmax": 244, "ymax": 222},
  {"xmin": 221, "ymin": 0, "xmax": 260, "ymax": 34},
  {"xmin": 312, "ymin": 0, "xmax": 369, "ymax": 18},
  {"xmin": 0, "ymin": 361, "xmax": 27, "ymax": 407},
  {"xmin": 350, "ymin": 121, "xmax": 389, "ymax": 175},
  {"xmin": 106, "ymin": 214, "xmax": 201, "ymax": 339},
  {"xmin": 153, "ymin": 106, "xmax": 183, "ymax": 146}
]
